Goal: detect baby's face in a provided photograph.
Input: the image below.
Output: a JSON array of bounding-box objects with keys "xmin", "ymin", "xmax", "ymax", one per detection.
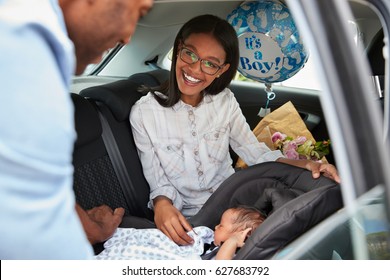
[{"xmin": 213, "ymin": 209, "xmax": 238, "ymax": 246}]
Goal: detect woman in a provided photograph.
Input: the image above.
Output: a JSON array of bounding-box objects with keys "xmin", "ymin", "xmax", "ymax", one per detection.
[{"xmin": 130, "ymin": 14, "xmax": 339, "ymax": 246}]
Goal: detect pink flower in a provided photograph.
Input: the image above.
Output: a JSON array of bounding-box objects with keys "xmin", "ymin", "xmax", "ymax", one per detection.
[
  {"xmin": 284, "ymin": 141, "xmax": 297, "ymax": 151},
  {"xmin": 284, "ymin": 148, "xmax": 299, "ymax": 159},
  {"xmin": 272, "ymin": 132, "xmax": 287, "ymax": 143},
  {"xmin": 283, "ymin": 141, "xmax": 299, "ymax": 159},
  {"xmin": 271, "ymin": 131, "xmax": 330, "ymax": 161},
  {"xmin": 295, "ymin": 136, "xmax": 307, "ymax": 145}
]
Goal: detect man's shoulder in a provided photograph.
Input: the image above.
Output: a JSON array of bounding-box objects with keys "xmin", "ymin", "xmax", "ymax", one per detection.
[{"xmin": 0, "ymin": 0, "xmax": 75, "ymax": 81}]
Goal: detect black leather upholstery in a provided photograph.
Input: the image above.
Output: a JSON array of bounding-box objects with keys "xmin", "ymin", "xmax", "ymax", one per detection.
[
  {"xmin": 71, "ymin": 93, "xmax": 130, "ymax": 214},
  {"xmin": 366, "ymin": 28, "xmax": 385, "ymax": 76},
  {"xmin": 72, "ymin": 69, "xmax": 169, "ymax": 220}
]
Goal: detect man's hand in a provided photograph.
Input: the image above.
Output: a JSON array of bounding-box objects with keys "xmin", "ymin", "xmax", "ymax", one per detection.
[
  {"xmin": 153, "ymin": 196, "xmax": 194, "ymax": 245},
  {"xmin": 76, "ymin": 204, "xmax": 124, "ymax": 244}
]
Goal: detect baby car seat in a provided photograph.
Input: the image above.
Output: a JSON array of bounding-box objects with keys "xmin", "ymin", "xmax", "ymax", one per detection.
[{"xmin": 191, "ymin": 162, "xmax": 344, "ymax": 260}]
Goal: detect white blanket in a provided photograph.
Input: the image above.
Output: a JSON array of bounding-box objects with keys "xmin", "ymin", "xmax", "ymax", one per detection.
[{"xmin": 95, "ymin": 226, "xmax": 214, "ymax": 260}]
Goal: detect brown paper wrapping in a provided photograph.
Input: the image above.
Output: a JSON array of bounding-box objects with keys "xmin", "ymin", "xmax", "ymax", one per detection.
[{"xmin": 236, "ymin": 101, "xmax": 323, "ymax": 168}]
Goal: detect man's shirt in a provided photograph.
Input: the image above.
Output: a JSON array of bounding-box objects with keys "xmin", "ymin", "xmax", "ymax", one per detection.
[{"xmin": 0, "ymin": 0, "xmax": 93, "ymax": 259}]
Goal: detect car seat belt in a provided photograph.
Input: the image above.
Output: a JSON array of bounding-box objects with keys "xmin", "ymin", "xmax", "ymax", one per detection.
[{"xmin": 95, "ymin": 103, "xmax": 139, "ymax": 214}]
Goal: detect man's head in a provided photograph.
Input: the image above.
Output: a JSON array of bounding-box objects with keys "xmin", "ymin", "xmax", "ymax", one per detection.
[{"xmin": 59, "ymin": 0, "xmax": 154, "ymax": 74}]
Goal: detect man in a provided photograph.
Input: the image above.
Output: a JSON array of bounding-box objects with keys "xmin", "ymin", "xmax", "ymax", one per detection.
[{"xmin": 0, "ymin": 0, "xmax": 153, "ymax": 259}]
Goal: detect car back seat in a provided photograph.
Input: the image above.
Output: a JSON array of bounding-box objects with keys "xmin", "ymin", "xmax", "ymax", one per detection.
[
  {"xmin": 72, "ymin": 69, "xmax": 169, "ymax": 220},
  {"xmin": 72, "ymin": 70, "xmax": 345, "ymax": 259},
  {"xmin": 72, "ymin": 93, "xmax": 133, "ymax": 215}
]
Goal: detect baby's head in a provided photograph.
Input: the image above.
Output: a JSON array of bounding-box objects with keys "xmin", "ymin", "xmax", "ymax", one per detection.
[{"xmin": 214, "ymin": 206, "xmax": 266, "ymax": 246}]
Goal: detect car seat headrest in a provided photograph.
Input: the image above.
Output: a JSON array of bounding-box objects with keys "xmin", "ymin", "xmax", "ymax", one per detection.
[
  {"xmin": 79, "ymin": 69, "xmax": 170, "ymax": 122},
  {"xmin": 80, "ymin": 79, "xmax": 142, "ymax": 122},
  {"xmin": 128, "ymin": 69, "xmax": 170, "ymax": 86},
  {"xmin": 71, "ymin": 93, "xmax": 102, "ymax": 148}
]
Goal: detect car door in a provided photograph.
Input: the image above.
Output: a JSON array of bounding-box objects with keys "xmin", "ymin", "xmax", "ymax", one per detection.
[{"xmin": 273, "ymin": 0, "xmax": 390, "ymax": 259}]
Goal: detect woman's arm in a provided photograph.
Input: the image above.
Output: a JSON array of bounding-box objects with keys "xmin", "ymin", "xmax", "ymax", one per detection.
[
  {"xmin": 130, "ymin": 101, "xmax": 192, "ymax": 245},
  {"xmin": 226, "ymin": 90, "xmax": 340, "ymax": 183},
  {"xmin": 130, "ymin": 101, "xmax": 183, "ymax": 208},
  {"xmin": 227, "ymin": 90, "xmax": 283, "ymax": 165},
  {"xmin": 153, "ymin": 196, "xmax": 194, "ymax": 245}
]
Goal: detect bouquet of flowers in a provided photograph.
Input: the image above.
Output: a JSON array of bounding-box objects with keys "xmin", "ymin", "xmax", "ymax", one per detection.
[
  {"xmin": 235, "ymin": 101, "xmax": 331, "ymax": 168},
  {"xmin": 271, "ymin": 132, "xmax": 330, "ymax": 161}
]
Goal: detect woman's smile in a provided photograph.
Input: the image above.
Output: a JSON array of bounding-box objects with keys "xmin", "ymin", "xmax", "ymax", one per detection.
[{"xmin": 183, "ymin": 70, "xmax": 202, "ymax": 85}]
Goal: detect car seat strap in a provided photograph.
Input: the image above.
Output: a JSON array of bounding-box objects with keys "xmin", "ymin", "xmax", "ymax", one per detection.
[{"xmin": 95, "ymin": 103, "xmax": 139, "ymax": 214}]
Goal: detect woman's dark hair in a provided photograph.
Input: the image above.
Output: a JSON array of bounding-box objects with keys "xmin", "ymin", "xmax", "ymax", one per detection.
[{"xmin": 146, "ymin": 14, "xmax": 239, "ymax": 107}]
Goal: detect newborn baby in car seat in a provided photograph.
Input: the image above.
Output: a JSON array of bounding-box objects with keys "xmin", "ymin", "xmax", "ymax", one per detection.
[{"xmin": 95, "ymin": 206, "xmax": 265, "ymax": 260}]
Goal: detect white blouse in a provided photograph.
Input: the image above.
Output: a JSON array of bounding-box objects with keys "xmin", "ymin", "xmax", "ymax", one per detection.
[{"xmin": 130, "ymin": 88, "xmax": 282, "ymax": 217}]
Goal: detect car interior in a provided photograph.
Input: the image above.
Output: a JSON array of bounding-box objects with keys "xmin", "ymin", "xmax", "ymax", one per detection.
[{"xmin": 70, "ymin": 0, "xmax": 389, "ymax": 259}]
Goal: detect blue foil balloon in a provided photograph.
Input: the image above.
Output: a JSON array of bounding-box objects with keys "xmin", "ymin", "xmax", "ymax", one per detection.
[{"xmin": 227, "ymin": 0, "xmax": 309, "ymax": 83}]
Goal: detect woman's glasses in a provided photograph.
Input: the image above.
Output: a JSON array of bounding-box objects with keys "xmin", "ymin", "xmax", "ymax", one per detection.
[{"xmin": 179, "ymin": 47, "xmax": 225, "ymax": 75}]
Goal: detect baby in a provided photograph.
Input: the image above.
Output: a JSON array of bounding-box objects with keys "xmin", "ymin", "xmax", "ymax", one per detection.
[
  {"xmin": 95, "ymin": 206, "xmax": 266, "ymax": 260},
  {"xmin": 206, "ymin": 206, "xmax": 266, "ymax": 260}
]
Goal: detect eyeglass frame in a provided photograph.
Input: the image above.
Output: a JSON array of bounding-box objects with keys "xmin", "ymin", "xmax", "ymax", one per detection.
[{"xmin": 178, "ymin": 45, "xmax": 226, "ymax": 75}]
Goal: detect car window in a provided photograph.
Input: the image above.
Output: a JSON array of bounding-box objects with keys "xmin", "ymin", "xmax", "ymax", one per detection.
[
  {"xmin": 276, "ymin": 20, "xmax": 361, "ymax": 90},
  {"xmin": 81, "ymin": 47, "xmax": 118, "ymax": 76}
]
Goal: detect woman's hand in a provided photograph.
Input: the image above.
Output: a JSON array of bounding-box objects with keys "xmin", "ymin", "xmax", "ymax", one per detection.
[
  {"xmin": 277, "ymin": 157, "xmax": 341, "ymax": 183},
  {"xmin": 304, "ymin": 160, "xmax": 340, "ymax": 183},
  {"xmin": 153, "ymin": 196, "xmax": 194, "ymax": 245}
]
